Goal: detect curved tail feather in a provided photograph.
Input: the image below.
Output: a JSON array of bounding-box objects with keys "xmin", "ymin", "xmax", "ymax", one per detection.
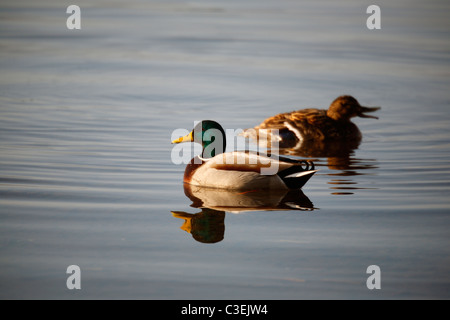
[{"xmin": 277, "ymin": 160, "xmax": 316, "ymax": 189}]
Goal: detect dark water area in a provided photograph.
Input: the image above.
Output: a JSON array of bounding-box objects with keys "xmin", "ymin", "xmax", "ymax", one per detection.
[{"xmin": 0, "ymin": 0, "xmax": 449, "ymax": 299}]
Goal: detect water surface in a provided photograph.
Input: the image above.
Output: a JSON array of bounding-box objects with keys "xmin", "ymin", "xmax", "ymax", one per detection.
[{"xmin": 1, "ymin": 0, "xmax": 449, "ymax": 299}]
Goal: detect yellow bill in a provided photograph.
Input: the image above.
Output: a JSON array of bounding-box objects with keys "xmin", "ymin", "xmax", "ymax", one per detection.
[{"xmin": 171, "ymin": 131, "xmax": 193, "ymax": 144}]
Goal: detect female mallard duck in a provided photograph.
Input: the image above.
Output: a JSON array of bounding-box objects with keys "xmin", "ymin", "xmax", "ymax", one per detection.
[
  {"xmin": 242, "ymin": 95, "xmax": 380, "ymax": 146},
  {"xmin": 171, "ymin": 120, "xmax": 316, "ymax": 190}
]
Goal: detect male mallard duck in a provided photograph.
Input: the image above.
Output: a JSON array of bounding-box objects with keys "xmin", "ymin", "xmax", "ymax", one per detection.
[
  {"xmin": 171, "ymin": 120, "xmax": 316, "ymax": 190},
  {"xmin": 242, "ymin": 95, "xmax": 380, "ymax": 146}
]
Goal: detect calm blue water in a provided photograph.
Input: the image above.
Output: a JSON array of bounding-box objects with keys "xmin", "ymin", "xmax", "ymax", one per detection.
[{"xmin": 1, "ymin": 0, "xmax": 449, "ymax": 299}]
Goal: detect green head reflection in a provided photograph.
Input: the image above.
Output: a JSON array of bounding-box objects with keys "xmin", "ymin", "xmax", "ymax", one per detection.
[{"xmin": 172, "ymin": 208, "xmax": 225, "ymax": 244}]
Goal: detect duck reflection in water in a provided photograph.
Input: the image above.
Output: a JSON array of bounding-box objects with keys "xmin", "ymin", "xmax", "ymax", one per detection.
[
  {"xmin": 242, "ymin": 136, "xmax": 379, "ymax": 195},
  {"xmin": 287, "ymin": 138, "xmax": 379, "ymax": 195},
  {"xmin": 172, "ymin": 209, "xmax": 226, "ymax": 244},
  {"xmin": 171, "ymin": 183, "xmax": 316, "ymax": 244}
]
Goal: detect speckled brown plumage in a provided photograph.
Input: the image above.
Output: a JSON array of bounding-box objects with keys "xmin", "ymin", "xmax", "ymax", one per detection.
[{"xmin": 251, "ymin": 95, "xmax": 380, "ymax": 142}]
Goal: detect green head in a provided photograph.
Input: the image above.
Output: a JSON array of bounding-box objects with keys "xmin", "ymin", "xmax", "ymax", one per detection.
[{"xmin": 172, "ymin": 120, "xmax": 226, "ymax": 158}]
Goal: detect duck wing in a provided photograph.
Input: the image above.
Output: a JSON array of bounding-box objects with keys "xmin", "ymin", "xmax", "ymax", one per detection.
[
  {"xmin": 211, "ymin": 151, "xmax": 316, "ymax": 188},
  {"xmin": 256, "ymin": 109, "xmax": 333, "ymax": 141},
  {"xmin": 208, "ymin": 151, "xmax": 303, "ymax": 174},
  {"xmin": 256, "ymin": 109, "xmax": 326, "ymax": 129}
]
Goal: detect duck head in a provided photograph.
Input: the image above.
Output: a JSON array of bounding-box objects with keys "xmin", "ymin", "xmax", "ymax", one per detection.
[
  {"xmin": 172, "ymin": 120, "xmax": 226, "ymax": 158},
  {"xmin": 327, "ymin": 95, "xmax": 380, "ymax": 121}
]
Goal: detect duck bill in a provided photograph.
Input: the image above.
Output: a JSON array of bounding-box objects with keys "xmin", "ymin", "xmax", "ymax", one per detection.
[
  {"xmin": 358, "ymin": 106, "xmax": 380, "ymax": 119},
  {"xmin": 171, "ymin": 211, "xmax": 193, "ymax": 219},
  {"xmin": 172, "ymin": 131, "xmax": 193, "ymax": 144}
]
